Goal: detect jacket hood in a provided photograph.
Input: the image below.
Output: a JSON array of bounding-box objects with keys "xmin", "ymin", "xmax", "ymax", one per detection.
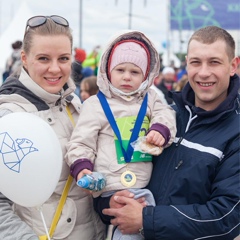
[{"xmin": 97, "ymin": 30, "xmax": 160, "ymax": 98}]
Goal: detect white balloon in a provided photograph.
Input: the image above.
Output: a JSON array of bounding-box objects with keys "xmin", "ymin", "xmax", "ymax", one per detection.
[{"xmin": 0, "ymin": 112, "xmax": 62, "ymax": 207}]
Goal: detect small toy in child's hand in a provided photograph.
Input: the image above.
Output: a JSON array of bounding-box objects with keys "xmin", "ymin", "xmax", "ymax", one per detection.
[{"xmin": 131, "ymin": 136, "xmax": 163, "ymax": 156}]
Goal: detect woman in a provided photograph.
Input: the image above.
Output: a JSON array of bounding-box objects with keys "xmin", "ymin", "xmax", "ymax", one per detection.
[{"xmin": 0, "ymin": 15, "xmax": 105, "ymax": 240}]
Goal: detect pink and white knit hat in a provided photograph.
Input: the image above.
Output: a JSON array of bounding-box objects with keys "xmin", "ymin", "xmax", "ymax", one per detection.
[{"xmin": 108, "ymin": 39, "xmax": 150, "ymax": 80}]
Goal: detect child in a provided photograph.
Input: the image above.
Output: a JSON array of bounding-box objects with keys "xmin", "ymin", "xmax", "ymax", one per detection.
[
  {"xmin": 80, "ymin": 75, "xmax": 98, "ymax": 101},
  {"xmin": 66, "ymin": 30, "xmax": 176, "ymax": 239}
]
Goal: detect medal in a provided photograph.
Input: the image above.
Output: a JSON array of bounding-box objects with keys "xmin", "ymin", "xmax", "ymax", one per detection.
[
  {"xmin": 97, "ymin": 92, "xmax": 147, "ymax": 189},
  {"xmin": 121, "ymin": 170, "xmax": 137, "ymax": 187}
]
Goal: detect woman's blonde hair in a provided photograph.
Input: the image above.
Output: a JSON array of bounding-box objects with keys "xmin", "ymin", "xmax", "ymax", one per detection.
[{"xmin": 23, "ymin": 17, "xmax": 73, "ymax": 55}]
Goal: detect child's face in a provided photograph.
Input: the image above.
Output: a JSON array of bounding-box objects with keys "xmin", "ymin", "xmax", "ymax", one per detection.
[
  {"xmin": 80, "ymin": 82, "xmax": 90, "ymax": 101},
  {"xmin": 110, "ymin": 63, "xmax": 144, "ymax": 93}
]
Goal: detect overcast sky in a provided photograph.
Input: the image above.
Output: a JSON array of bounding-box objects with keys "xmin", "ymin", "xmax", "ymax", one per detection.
[{"xmin": 0, "ymin": 0, "xmax": 182, "ymax": 54}]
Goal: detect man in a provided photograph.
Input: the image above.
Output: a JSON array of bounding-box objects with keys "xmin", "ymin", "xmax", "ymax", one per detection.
[{"xmin": 94, "ymin": 26, "xmax": 240, "ymax": 239}]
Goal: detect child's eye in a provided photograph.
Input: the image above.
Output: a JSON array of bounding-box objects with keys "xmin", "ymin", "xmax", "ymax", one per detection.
[{"xmin": 132, "ymin": 70, "xmax": 141, "ymax": 74}]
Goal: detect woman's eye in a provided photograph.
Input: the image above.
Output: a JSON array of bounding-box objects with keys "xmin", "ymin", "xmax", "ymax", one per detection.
[
  {"xmin": 60, "ymin": 57, "xmax": 70, "ymax": 61},
  {"xmin": 38, "ymin": 57, "xmax": 48, "ymax": 61}
]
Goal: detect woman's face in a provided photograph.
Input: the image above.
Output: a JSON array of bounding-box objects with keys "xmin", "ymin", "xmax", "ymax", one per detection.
[{"xmin": 21, "ymin": 35, "xmax": 72, "ymax": 94}]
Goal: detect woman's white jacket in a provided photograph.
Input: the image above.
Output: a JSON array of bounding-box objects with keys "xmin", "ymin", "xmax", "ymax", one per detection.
[{"xmin": 0, "ymin": 69, "xmax": 105, "ymax": 240}]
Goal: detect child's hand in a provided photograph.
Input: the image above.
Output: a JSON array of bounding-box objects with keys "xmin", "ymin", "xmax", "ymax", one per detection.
[
  {"xmin": 77, "ymin": 169, "xmax": 93, "ymax": 194},
  {"xmin": 77, "ymin": 169, "xmax": 92, "ymax": 181},
  {"xmin": 146, "ymin": 130, "xmax": 165, "ymax": 147}
]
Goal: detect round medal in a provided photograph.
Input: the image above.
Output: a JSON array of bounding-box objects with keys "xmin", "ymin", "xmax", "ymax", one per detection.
[{"xmin": 120, "ymin": 170, "xmax": 137, "ymax": 187}]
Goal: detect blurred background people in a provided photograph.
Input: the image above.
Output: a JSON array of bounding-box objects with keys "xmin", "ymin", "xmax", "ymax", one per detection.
[
  {"xmin": 157, "ymin": 66, "xmax": 176, "ymax": 104},
  {"xmin": 82, "ymin": 45, "xmax": 101, "ymax": 76},
  {"xmin": 71, "ymin": 47, "xmax": 94, "ymax": 98},
  {"xmin": 176, "ymin": 60, "xmax": 187, "ymax": 81},
  {"xmin": 2, "ymin": 40, "xmax": 22, "ymax": 82},
  {"xmin": 71, "ymin": 48, "xmax": 86, "ymax": 97},
  {"xmin": 150, "ymin": 72, "xmax": 168, "ymax": 104},
  {"xmin": 80, "ymin": 75, "xmax": 98, "ymax": 102},
  {"xmin": 159, "ymin": 56, "xmax": 165, "ymax": 72},
  {"xmin": 173, "ymin": 74, "xmax": 188, "ymax": 91},
  {"xmin": 74, "ymin": 47, "xmax": 86, "ymax": 64}
]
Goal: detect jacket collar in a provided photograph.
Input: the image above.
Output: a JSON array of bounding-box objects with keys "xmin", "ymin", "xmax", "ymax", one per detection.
[
  {"xmin": 171, "ymin": 74, "xmax": 240, "ymax": 117},
  {"xmin": 0, "ymin": 68, "xmax": 77, "ymax": 110}
]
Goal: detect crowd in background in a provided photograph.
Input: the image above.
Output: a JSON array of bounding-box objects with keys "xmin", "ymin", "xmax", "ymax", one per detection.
[
  {"xmin": 2, "ymin": 39, "xmax": 240, "ymax": 104},
  {"xmin": 72, "ymin": 46, "xmax": 191, "ymax": 105},
  {"xmin": 1, "ymin": 39, "xmax": 191, "ymax": 105}
]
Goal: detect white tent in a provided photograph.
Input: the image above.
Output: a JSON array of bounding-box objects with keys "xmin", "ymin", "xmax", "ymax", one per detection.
[{"xmin": 0, "ymin": 1, "xmax": 33, "ymax": 79}]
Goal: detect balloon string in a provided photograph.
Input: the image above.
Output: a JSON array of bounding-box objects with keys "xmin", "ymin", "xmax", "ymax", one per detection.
[{"xmin": 38, "ymin": 206, "xmax": 51, "ymax": 240}]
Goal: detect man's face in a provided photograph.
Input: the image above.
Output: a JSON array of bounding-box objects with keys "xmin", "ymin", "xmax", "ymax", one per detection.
[{"xmin": 186, "ymin": 39, "xmax": 238, "ymax": 111}]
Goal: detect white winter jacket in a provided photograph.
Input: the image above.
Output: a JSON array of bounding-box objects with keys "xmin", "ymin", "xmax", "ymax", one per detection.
[{"xmin": 0, "ymin": 69, "xmax": 105, "ymax": 240}]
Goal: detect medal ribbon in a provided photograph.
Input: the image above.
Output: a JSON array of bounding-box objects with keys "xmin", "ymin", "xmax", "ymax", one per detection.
[{"xmin": 97, "ymin": 91, "xmax": 148, "ymax": 163}]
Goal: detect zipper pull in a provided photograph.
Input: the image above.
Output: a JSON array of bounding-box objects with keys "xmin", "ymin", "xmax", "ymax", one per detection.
[
  {"xmin": 176, "ymin": 137, "xmax": 183, "ymax": 146},
  {"xmin": 175, "ymin": 160, "xmax": 183, "ymax": 170}
]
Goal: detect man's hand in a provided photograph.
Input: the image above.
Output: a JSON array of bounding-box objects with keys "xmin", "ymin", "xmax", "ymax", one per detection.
[
  {"xmin": 103, "ymin": 195, "xmax": 144, "ymax": 234},
  {"xmin": 109, "ymin": 190, "xmax": 147, "ymax": 209}
]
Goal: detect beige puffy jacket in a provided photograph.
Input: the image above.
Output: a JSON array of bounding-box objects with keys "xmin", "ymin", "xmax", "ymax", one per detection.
[{"xmin": 0, "ymin": 69, "xmax": 105, "ymax": 239}]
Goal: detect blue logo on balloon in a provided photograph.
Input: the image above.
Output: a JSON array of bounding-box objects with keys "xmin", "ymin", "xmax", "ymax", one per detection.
[{"xmin": 0, "ymin": 132, "xmax": 38, "ymax": 173}]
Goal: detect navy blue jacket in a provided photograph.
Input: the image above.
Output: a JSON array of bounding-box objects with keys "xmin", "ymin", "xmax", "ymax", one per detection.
[
  {"xmin": 143, "ymin": 74, "xmax": 240, "ymax": 239},
  {"xmin": 94, "ymin": 74, "xmax": 240, "ymax": 239}
]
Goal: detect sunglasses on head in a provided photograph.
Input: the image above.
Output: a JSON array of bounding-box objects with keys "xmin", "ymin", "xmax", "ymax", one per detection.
[{"xmin": 25, "ymin": 15, "xmax": 69, "ymax": 32}]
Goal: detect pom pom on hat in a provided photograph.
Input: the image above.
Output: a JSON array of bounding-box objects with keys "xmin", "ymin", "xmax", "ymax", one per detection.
[{"xmin": 108, "ymin": 39, "xmax": 150, "ymax": 80}]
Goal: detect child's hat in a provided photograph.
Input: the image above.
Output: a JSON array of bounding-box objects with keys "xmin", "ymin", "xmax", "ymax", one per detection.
[{"xmin": 108, "ymin": 39, "xmax": 150, "ymax": 80}]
